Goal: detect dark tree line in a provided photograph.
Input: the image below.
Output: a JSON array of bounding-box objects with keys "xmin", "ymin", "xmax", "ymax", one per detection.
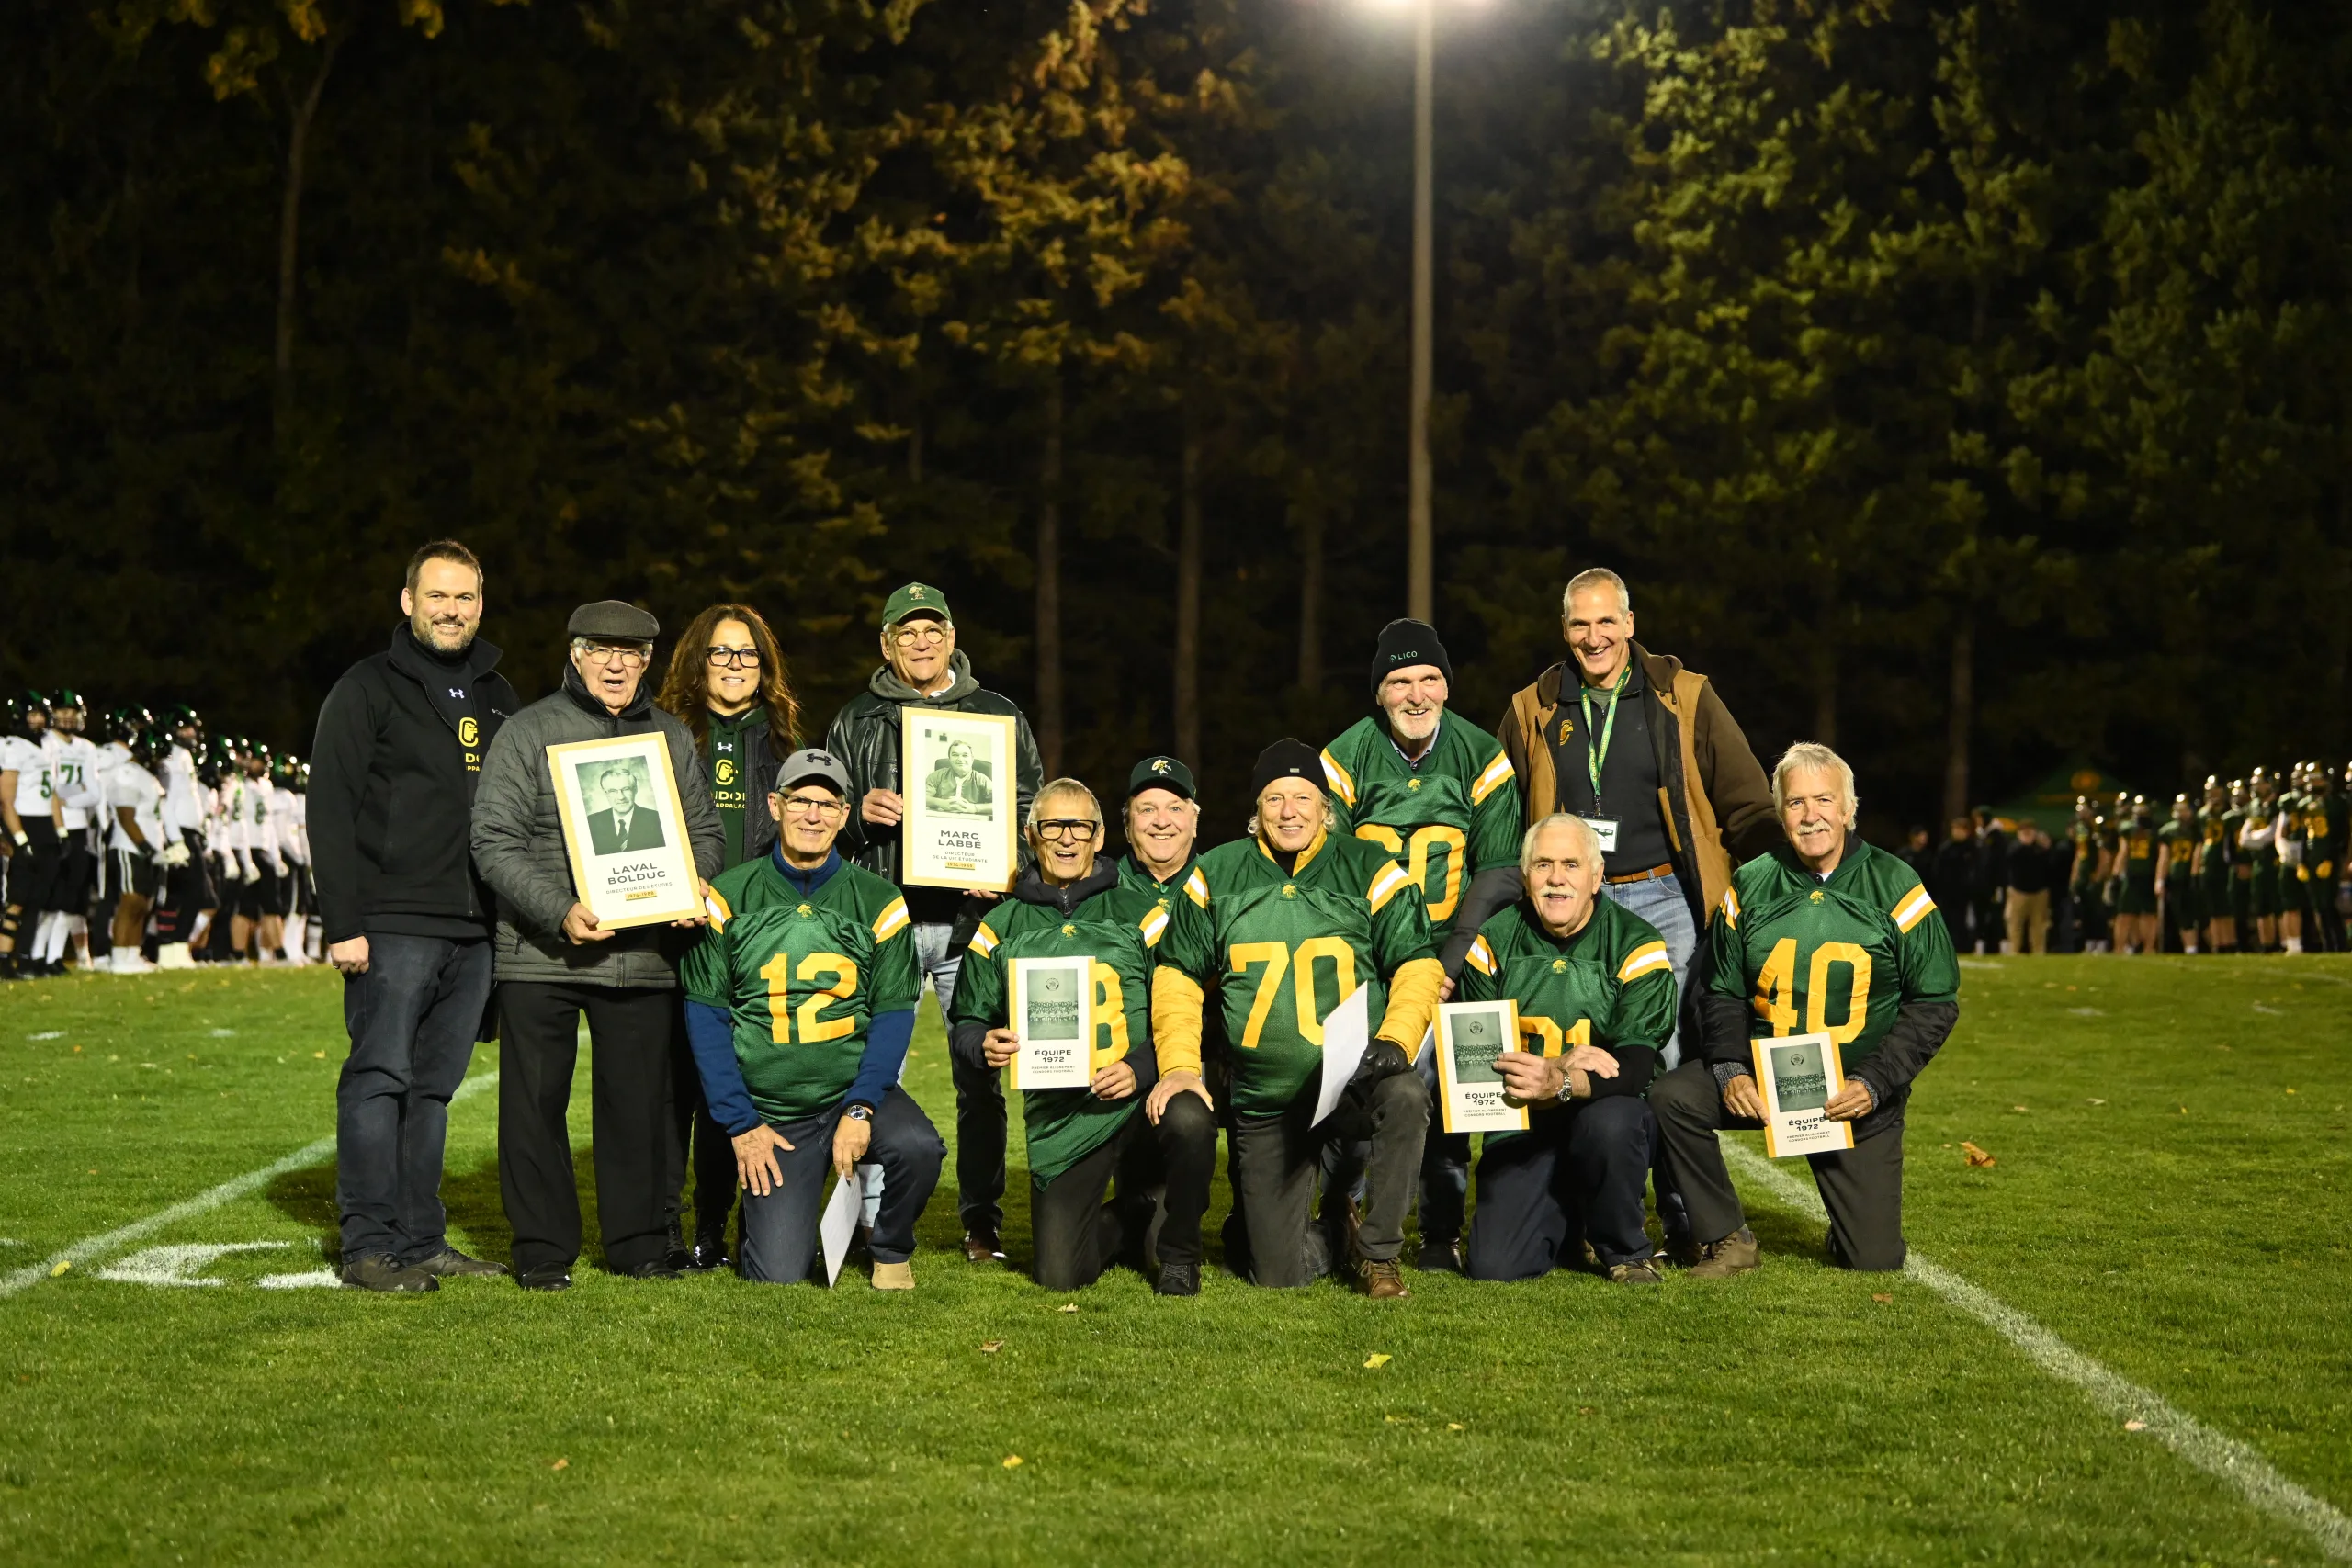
[{"xmin": 5, "ymin": 0, "xmax": 2348, "ymax": 837}]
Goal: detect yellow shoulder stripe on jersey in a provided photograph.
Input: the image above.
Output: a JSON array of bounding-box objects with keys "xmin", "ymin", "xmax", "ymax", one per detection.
[
  {"xmin": 967, "ymin": 919, "xmax": 999, "ymax": 958},
  {"xmin": 1720, "ymin": 886, "xmax": 1741, "ymax": 929},
  {"xmin": 703, "ymin": 886, "xmax": 733, "ymax": 931},
  {"xmin": 1320, "ymin": 749, "xmax": 1357, "ymax": 809},
  {"xmin": 1470, "ymin": 750, "xmax": 1516, "ymax": 806},
  {"xmin": 1892, "ymin": 886, "xmax": 1936, "ymax": 933},
  {"xmin": 1616, "ymin": 941, "xmax": 1671, "ymax": 984},
  {"xmin": 1464, "ymin": 935, "xmax": 1497, "ymax": 976},
  {"xmin": 871, "ymin": 897, "xmax": 910, "ymax": 942},
  {"xmin": 1139, "ymin": 906, "xmax": 1170, "ymax": 949},
  {"xmin": 1182, "ymin": 867, "xmax": 1210, "ymax": 908},
  {"xmin": 1367, "ymin": 860, "xmax": 1414, "ymax": 913}
]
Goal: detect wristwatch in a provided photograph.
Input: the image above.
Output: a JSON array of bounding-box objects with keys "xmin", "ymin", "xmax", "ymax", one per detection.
[
  {"xmin": 1555, "ymin": 1061, "xmax": 1577, "ymax": 1104},
  {"xmin": 844, "ymin": 1102, "xmax": 876, "ymax": 1123}
]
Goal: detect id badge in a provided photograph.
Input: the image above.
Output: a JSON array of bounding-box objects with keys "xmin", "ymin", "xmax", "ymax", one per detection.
[{"xmin": 1581, "ymin": 816, "xmax": 1620, "ymax": 852}]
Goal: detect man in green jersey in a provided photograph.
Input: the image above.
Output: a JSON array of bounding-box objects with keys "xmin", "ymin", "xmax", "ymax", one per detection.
[
  {"xmin": 953, "ymin": 778, "xmax": 1167, "ymax": 1292},
  {"xmin": 2241, "ymin": 769, "xmax": 2282, "ymax": 950},
  {"xmin": 1459, "ymin": 815, "xmax": 1679, "ymax": 1283},
  {"xmin": 2274, "ymin": 766, "xmax": 2313, "ymax": 953},
  {"xmin": 1117, "ymin": 755, "xmax": 1209, "ymax": 911},
  {"xmin": 1320, "ymin": 619, "xmax": 1521, "ymax": 1272},
  {"xmin": 2064, "ymin": 796, "xmax": 2102, "ymax": 952},
  {"xmin": 2313, "ymin": 765, "xmax": 2348, "ymax": 953},
  {"xmin": 2113, "ymin": 796, "xmax": 2160, "ymax": 954},
  {"xmin": 2155, "ymin": 794, "xmax": 2200, "ymax": 954},
  {"xmin": 2222, "ymin": 779, "xmax": 2256, "ymax": 947},
  {"xmin": 1149, "ymin": 739, "xmax": 1446, "ymax": 1297},
  {"xmin": 2196, "ymin": 779, "xmax": 2235, "ymax": 953},
  {"xmin": 680, "ymin": 749, "xmax": 944, "ymax": 1289},
  {"xmin": 1652, "ymin": 743, "xmax": 1961, "ymax": 1275}
]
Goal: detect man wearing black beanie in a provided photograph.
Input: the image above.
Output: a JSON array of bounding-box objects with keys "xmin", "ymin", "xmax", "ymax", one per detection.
[
  {"xmin": 1145, "ymin": 738, "xmax": 1443, "ymax": 1298},
  {"xmin": 1317, "ymin": 619, "xmax": 1523, "ymax": 1272}
]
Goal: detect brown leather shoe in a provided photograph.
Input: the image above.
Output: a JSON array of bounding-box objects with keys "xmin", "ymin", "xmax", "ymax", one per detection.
[
  {"xmin": 1355, "ymin": 1257, "xmax": 1408, "ymax": 1300},
  {"xmin": 1607, "ymin": 1259, "xmax": 1664, "ymax": 1285},
  {"xmin": 1687, "ymin": 1226, "xmax": 1760, "ymax": 1279},
  {"xmin": 962, "ymin": 1232, "xmax": 1004, "ymax": 1264}
]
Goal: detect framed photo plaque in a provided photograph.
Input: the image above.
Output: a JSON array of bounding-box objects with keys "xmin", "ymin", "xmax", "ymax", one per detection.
[
  {"xmin": 899, "ymin": 708, "xmax": 1019, "ymax": 892},
  {"xmin": 546, "ymin": 733, "xmax": 704, "ymax": 930}
]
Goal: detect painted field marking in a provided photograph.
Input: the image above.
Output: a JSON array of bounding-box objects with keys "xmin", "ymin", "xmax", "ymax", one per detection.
[
  {"xmin": 96, "ymin": 1241, "xmax": 290, "ymax": 1287},
  {"xmin": 1722, "ymin": 1139, "xmax": 2352, "ymax": 1562},
  {"xmin": 0, "ymin": 1069, "xmax": 498, "ymax": 1299}
]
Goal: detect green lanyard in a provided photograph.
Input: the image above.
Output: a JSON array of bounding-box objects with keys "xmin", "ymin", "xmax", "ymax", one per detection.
[{"xmin": 1580, "ymin": 664, "xmax": 1632, "ymax": 807}]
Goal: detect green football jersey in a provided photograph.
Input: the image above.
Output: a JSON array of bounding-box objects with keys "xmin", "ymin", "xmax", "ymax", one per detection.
[
  {"xmin": 1457, "ymin": 897, "xmax": 1678, "ymax": 1144},
  {"xmin": 952, "ymin": 883, "xmax": 1161, "ymax": 1187},
  {"xmin": 1159, "ymin": 828, "xmax": 1436, "ymax": 1114},
  {"xmin": 1116, "ymin": 852, "xmax": 1209, "ymax": 917},
  {"xmin": 1706, "ymin": 840, "xmax": 1959, "ymax": 1070},
  {"xmin": 2245, "ymin": 799, "xmax": 2280, "ymax": 866},
  {"xmin": 1320, "ymin": 711, "xmax": 1521, "ymax": 938},
  {"xmin": 2313, "ymin": 791, "xmax": 2348, "ymax": 880},
  {"xmin": 2069, "ymin": 820, "xmax": 2099, "ymax": 889},
  {"xmin": 2119, "ymin": 819, "xmax": 2158, "ymax": 891},
  {"xmin": 681, "ymin": 856, "xmax": 919, "ymax": 1126},
  {"xmin": 2157, "ymin": 819, "xmax": 2197, "ymax": 886},
  {"xmin": 2197, "ymin": 807, "xmax": 2231, "ymax": 881}
]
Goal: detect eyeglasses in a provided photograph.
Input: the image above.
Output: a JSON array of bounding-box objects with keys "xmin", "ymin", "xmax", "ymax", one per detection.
[
  {"xmin": 1035, "ymin": 818, "xmax": 1099, "ymax": 840},
  {"xmin": 575, "ymin": 642, "xmax": 650, "ymax": 670},
  {"xmin": 780, "ymin": 795, "xmax": 846, "ymax": 818},
  {"xmin": 707, "ymin": 646, "xmax": 762, "ymax": 669},
  {"xmin": 891, "ymin": 624, "xmax": 947, "ymax": 648}
]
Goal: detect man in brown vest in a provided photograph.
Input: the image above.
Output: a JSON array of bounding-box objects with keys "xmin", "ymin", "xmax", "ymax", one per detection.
[{"xmin": 1494, "ymin": 569, "xmax": 1779, "ymax": 1254}]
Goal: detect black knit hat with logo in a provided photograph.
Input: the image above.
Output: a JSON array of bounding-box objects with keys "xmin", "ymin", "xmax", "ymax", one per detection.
[{"xmin": 1368, "ymin": 618, "xmax": 1453, "ymax": 698}]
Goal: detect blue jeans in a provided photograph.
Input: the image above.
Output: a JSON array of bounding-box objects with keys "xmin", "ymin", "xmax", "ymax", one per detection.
[
  {"xmin": 335, "ymin": 932, "xmax": 490, "ymax": 1264},
  {"xmin": 737, "ymin": 1089, "xmax": 944, "ymax": 1282},
  {"xmin": 1599, "ymin": 870, "xmax": 1698, "ymax": 1071}
]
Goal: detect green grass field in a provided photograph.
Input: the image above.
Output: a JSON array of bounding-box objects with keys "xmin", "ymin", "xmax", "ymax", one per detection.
[{"xmin": 2, "ymin": 956, "xmax": 2347, "ymax": 1565}]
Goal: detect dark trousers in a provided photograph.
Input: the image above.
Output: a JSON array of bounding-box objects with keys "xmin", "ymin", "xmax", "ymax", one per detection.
[
  {"xmin": 1029, "ymin": 1116, "xmax": 1160, "ymax": 1290},
  {"xmin": 951, "ymin": 1051, "xmax": 1010, "ymax": 1238},
  {"xmin": 3, "ymin": 819, "xmax": 61, "ymax": 935},
  {"xmin": 1650, "ymin": 1062, "xmax": 1907, "ymax": 1271},
  {"xmin": 1151, "ymin": 1092, "xmax": 1221, "ymax": 1269},
  {"xmin": 736, "ymin": 1089, "xmax": 944, "ymax": 1284},
  {"xmin": 496, "ymin": 981, "xmax": 682, "ymax": 1274},
  {"xmin": 153, "ymin": 830, "xmax": 212, "ymax": 942},
  {"xmin": 671, "ymin": 1041, "xmax": 740, "ymax": 1246},
  {"xmin": 1465, "ymin": 1096, "xmax": 1656, "ymax": 1278},
  {"xmin": 1224, "ymin": 1073, "xmax": 1429, "ymax": 1287},
  {"xmin": 334, "ymin": 933, "xmax": 490, "ymax": 1263}
]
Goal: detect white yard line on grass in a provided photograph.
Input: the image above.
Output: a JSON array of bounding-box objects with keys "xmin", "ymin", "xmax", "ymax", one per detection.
[
  {"xmin": 0, "ymin": 1070, "xmax": 499, "ymax": 1299},
  {"xmin": 1722, "ymin": 1140, "xmax": 2352, "ymax": 1562}
]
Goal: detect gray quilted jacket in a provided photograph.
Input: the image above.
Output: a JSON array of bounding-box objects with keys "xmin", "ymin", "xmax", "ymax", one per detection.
[{"xmin": 470, "ymin": 665, "xmax": 723, "ymax": 987}]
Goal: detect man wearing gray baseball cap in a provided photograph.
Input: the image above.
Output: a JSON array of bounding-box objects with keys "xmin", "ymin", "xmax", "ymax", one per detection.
[{"xmin": 471, "ymin": 599, "xmax": 725, "ymax": 1289}]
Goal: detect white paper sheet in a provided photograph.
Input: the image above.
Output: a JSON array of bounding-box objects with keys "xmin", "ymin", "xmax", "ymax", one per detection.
[
  {"xmin": 820, "ymin": 1164, "xmax": 866, "ymax": 1287},
  {"xmin": 1311, "ymin": 983, "xmax": 1372, "ymax": 1127}
]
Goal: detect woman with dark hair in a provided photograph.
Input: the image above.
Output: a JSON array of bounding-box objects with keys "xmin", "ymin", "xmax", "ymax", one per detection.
[{"xmin": 656, "ymin": 602, "xmax": 801, "ymax": 1270}]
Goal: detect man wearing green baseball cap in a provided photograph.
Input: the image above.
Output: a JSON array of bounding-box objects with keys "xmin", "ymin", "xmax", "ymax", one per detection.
[{"xmin": 820, "ymin": 581, "xmax": 1043, "ymax": 1265}]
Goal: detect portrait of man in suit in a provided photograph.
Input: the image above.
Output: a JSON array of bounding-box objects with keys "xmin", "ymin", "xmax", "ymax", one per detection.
[
  {"xmin": 581, "ymin": 760, "xmax": 667, "ymax": 854},
  {"xmin": 924, "ymin": 737, "xmax": 994, "ymax": 818}
]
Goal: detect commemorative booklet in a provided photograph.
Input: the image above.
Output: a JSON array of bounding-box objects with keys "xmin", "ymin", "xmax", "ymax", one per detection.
[
  {"xmin": 1010, "ymin": 955, "xmax": 1094, "ymax": 1090},
  {"xmin": 1750, "ymin": 1032, "xmax": 1857, "ymax": 1157},
  {"xmin": 1434, "ymin": 999, "xmax": 1532, "ymax": 1134}
]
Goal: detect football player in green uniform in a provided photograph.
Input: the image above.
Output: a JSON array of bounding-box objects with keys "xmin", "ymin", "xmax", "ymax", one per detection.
[
  {"xmin": 2223, "ymin": 779, "xmax": 2256, "ymax": 948},
  {"xmin": 1458, "ymin": 815, "xmax": 1678, "ymax": 1283},
  {"xmin": 2155, "ymin": 794, "xmax": 2200, "ymax": 953},
  {"xmin": 1116, "ymin": 754, "xmax": 1209, "ymax": 911},
  {"xmin": 1320, "ymin": 619, "xmax": 1521, "ymax": 1272},
  {"xmin": 2196, "ymin": 779, "xmax": 2235, "ymax": 953},
  {"xmin": 681, "ymin": 749, "xmax": 944, "ymax": 1289},
  {"xmin": 2066, "ymin": 796, "xmax": 2103, "ymax": 952},
  {"xmin": 952, "ymin": 778, "xmax": 1166, "ymax": 1292},
  {"xmin": 2314, "ymin": 765, "xmax": 2348, "ymax": 953},
  {"xmin": 1149, "ymin": 739, "xmax": 1445, "ymax": 1297},
  {"xmin": 2113, "ymin": 795, "xmax": 2160, "ymax": 954},
  {"xmin": 1652, "ymin": 743, "xmax": 1961, "ymax": 1275},
  {"xmin": 2276, "ymin": 765, "xmax": 2313, "ymax": 953},
  {"xmin": 2240, "ymin": 768, "xmax": 2282, "ymax": 950}
]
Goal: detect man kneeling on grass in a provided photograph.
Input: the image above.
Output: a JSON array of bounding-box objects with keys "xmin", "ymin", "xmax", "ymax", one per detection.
[
  {"xmin": 1651, "ymin": 742, "xmax": 1960, "ymax": 1275},
  {"xmin": 1459, "ymin": 814, "xmax": 1679, "ymax": 1284},
  {"xmin": 949, "ymin": 779, "xmax": 1165, "ymax": 1291},
  {"xmin": 681, "ymin": 749, "xmax": 945, "ymax": 1289}
]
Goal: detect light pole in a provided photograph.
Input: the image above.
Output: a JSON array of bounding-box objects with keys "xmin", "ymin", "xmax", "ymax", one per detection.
[{"xmin": 1407, "ymin": 0, "xmax": 1435, "ymax": 623}]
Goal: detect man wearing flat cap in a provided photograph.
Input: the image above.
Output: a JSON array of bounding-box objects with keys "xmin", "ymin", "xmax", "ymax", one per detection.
[
  {"xmin": 821, "ymin": 581, "xmax": 1043, "ymax": 1266},
  {"xmin": 471, "ymin": 599, "xmax": 724, "ymax": 1290},
  {"xmin": 1148, "ymin": 739, "xmax": 1444, "ymax": 1297}
]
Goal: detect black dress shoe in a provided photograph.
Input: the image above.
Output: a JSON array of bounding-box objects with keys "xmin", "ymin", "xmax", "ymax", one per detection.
[
  {"xmin": 342, "ymin": 1255, "xmax": 438, "ymax": 1292},
  {"xmin": 1154, "ymin": 1260, "xmax": 1201, "ymax": 1297},
  {"xmin": 1414, "ymin": 1237, "xmax": 1464, "ymax": 1273},
  {"xmin": 410, "ymin": 1247, "xmax": 508, "ymax": 1279},
  {"xmin": 962, "ymin": 1231, "xmax": 1005, "ymax": 1263},
  {"xmin": 686, "ymin": 1238, "xmax": 731, "ymax": 1273},
  {"xmin": 621, "ymin": 1258, "xmax": 680, "ymax": 1280},
  {"xmin": 515, "ymin": 1264, "xmax": 573, "ymax": 1292}
]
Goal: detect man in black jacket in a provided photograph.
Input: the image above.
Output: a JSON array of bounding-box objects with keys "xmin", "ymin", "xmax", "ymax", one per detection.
[
  {"xmin": 310, "ymin": 541, "xmax": 519, "ymax": 1292},
  {"xmin": 822, "ymin": 581, "xmax": 1043, "ymax": 1264}
]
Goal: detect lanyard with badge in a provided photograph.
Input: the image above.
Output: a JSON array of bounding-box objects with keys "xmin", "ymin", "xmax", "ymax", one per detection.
[{"xmin": 1577, "ymin": 665, "xmax": 1631, "ymax": 854}]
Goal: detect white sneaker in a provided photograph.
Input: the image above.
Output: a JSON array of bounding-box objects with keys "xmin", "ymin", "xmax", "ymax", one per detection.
[
  {"xmin": 109, "ymin": 952, "xmax": 159, "ymax": 975},
  {"xmin": 155, "ymin": 942, "xmax": 197, "ymax": 970}
]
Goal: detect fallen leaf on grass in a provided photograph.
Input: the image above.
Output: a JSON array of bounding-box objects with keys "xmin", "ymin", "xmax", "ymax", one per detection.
[
  {"xmin": 1001, "ymin": 1455, "xmax": 1023, "ymax": 1469},
  {"xmin": 2123, "ymin": 1420, "xmax": 2147, "ymax": 1433},
  {"xmin": 1057, "ymin": 1303, "xmax": 1079, "ymax": 1314},
  {"xmin": 1961, "ymin": 1142, "xmax": 1996, "ymax": 1168},
  {"xmin": 2010, "ymin": 1105, "xmax": 2029, "ymax": 1113},
  {"xmin": 1384, "ymin": 1415, "xmax": 1411, "ymax": 1425},
  {"xmin": 550, "ymin": 1458, "xmax": 569, "ymax": 1471},
  {"xmin": 1871, "ymin": 1293, "xmax": 1893, "ymax": 1303},
  {"xmin": 1447, "ymin": 1423, "xmax": 1464, "ymax": 1431},
  {"xmin": 979, "ymin": 1340, "xmax": 1004, "ymax": 1354},
  {"xmin": 312, "ymin": 1051, "xmax": 326, "ymax": 1059},
  {"xmin": 1363, "ymin": 1353, "xmax": 1392, "ymax": 1369},
  {"xmin": 2087, "ymin": 1098, "xmax": 2107, "ymax": 1105},
  {"xmin": 49, "ymin": 1261, "xmax": 69, "ymax": 1277}
]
